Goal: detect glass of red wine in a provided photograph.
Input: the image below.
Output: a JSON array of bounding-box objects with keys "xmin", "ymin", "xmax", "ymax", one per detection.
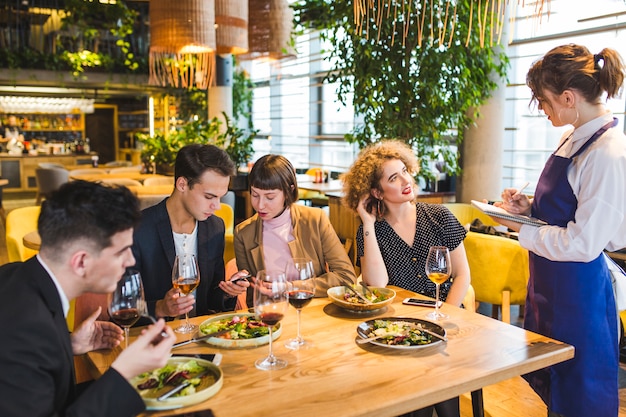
[
  {"xmin": 172, "ymin": 254, "xmax": 200, "ymax": 334},
  {"xmin": 253, "ymin": 269, "xmax": 289, "ymax": 370},
  {"xmin": 109, "ymin": 269, "xmax": 143, "ymax": 348},
  {"xmin": 285, "ymin": 258, "xmax": 315, "ymax": 350}
]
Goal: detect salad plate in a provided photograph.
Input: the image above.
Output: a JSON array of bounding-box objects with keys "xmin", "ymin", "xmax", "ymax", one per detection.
[
  {"xmin": 356, "ymin": 317, "xmax": 446, "ymax": 350},
  {"xmin": 198, "ymin": 313, "xmax": 281, "ymax": 348},
  {"xmin": 327, "ymin": 286, "xmax": 395, "ymax": 312},
  {"xmin": 131, "ymin": 356, "xmax": 223, "ymax": 409}
]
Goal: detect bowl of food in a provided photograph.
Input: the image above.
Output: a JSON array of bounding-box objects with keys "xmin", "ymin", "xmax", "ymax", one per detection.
[
  {"xmin": 131, "ymin": 356, "xmax": 223, "ymax": 410},
  {"xmin": 327, "ymin": 285, "xmax": 396, "ymax": 312},
  {"xmin": 198, "ymin": 313, "xmax": 282, "ymax": 348}
]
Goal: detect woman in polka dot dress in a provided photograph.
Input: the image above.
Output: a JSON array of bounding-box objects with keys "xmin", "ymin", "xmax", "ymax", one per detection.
[{"xmin": 342, "ymin": 140, "xmax": 471, "ymax": 417}]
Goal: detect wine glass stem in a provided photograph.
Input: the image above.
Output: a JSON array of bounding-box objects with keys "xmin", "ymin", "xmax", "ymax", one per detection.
[
  {"xmin": 296, "ymin": 309, "xmax": 302, "ymax": 341},
  {"xmin": 185, "ymin": 311, "xmax": 190, "ymax": 328},
  {"xmin": 434, "ymin": 283, "xmax": 441, "ymax": 316},
  {"xmin": 267, "ymin": 327, "xmax": 275, "ymax": 363},
  {"xmin": 124, "ymin": 327, "xmax": 129, "ymax": 349}
]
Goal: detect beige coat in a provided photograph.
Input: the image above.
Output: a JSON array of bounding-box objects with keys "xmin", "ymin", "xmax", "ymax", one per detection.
[{"xmin": 234, "ymin": 204, "xmax": 357, "ymax": 299}]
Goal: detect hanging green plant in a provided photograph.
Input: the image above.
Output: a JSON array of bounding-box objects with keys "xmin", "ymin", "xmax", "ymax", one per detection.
[{"xmin": 59, "ymin": 0, "xmax": 139, "ymax": 77}]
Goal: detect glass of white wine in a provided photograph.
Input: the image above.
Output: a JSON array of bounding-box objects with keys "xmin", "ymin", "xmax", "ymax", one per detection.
[
  {"xmin": 171, "ymin": 254, "xmax": 200, "ymax": 334},
  {"xmin": 425, "ymin": 246, "xmax": 451, "ymax": 320}
]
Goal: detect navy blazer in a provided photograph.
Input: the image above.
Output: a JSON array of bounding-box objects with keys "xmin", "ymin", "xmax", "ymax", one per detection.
[
  {"xmin": 0, "ymin": 257, "xmax": 144, "ymax": 417},
  {"xmin": 132, "ymin": 199, "xmax": 235, "ymax": 322}
]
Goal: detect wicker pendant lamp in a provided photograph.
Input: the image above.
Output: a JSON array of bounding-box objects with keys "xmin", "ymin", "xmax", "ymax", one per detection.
[
  {"xmin": 215, "ymin": 0, "xmax": 249, "ymax": 55},
  {"xmin": 149, "ymin": 0, "xmax": 216, "ymax": 89},
  {"xmin": 241, "ymin": 0, "xmax": 295, "ymax": 60}
]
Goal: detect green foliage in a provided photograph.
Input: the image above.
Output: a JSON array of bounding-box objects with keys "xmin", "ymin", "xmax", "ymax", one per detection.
[
  {"xmin": 136, "ymin": 119, "xmax": 223, "ymax": 167},
  {"xmin": 136, "ymin": 114, "xmax": 257, "ymax": 169},
  {"xmin": 233, "ymin": 66, "xmax": 255, "ymax": 130},
  {"xmin": 293, "ymin": 0, "xmax": 509, "ymax": 180},
  {"xmin": 59, "ymin": 0, "xmax": 139, "ymax": 77}
]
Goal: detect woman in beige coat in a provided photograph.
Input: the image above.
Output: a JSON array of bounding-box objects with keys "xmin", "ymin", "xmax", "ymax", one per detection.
[{"xmin": 234, "ymin": 155, "xmax": 356, "ymax": 307}]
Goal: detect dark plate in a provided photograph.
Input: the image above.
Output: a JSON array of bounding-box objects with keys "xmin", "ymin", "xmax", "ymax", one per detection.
[{"xmin": 356, "ymin": 317, "xmax": 446, "ymax": 350}]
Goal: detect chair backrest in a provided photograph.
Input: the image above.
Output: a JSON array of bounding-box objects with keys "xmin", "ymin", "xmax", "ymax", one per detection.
[
  {"xmin": 214, "ymin": 203, "xmax": 234, "ymax": 235},
  {"xmin": 104, "ymin": 160, "xmax": 133, "ymax": 167},
  {"xmin": 35, "ymin": 167, "xmax": 70, "ymax": 196},
  {"xmin": 69, "ymin": 168, "xmax": 107, "ymax": 176},
  {"xmin": 443, "ymin": 203, "xmax": 499, "ymax": 228},
  {"xmin": 99, "ymin": 178, "xmax": 143, "ymax": 187},
  {"xmin": 5, "ymin": 206, "xmax": 41, "ymax": 262},
  {"xmin": 464, "ymin": 232, "xmax": 529, "ymax": 306},
  {"xmin": 143, "ymin": 176, "xmax": 174, "ymax": 187},
  {"xmin": 38, "ymin": 162, "xmax": 65, "ymax": 169},
  {"xmin": 107, "ymin": 166, "xmax": 142, "ymax": 174}
]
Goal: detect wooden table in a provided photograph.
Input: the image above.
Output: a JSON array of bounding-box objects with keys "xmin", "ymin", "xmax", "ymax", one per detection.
[
  {"xmin": 298, "ymin": 179, "xmax": 344, "ymax": 193},
  {"xmin": 85, "ymin": 287, "xmax": 574, "ymax": 417},
  {"xmin": 127, "ymin": 185, "xmax": 173, "ymax": 196},
  {"xmin": 22, "ymin": 230, "xmax": 41, "ymax": 251},
  {"xmin": 69, "ymin": 173, "xmax": 167, "ymax": 183}
]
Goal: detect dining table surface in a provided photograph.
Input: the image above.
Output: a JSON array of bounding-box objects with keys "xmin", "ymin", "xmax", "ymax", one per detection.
[
  {"xmin": 298, "ymin": 179, "xmax": 344, "ymax": 193},
  {"xmin": 84, "ymin": 287, "xmax": 574, "ymax": 417},
  {"xmin": 22, "ymin": 230, "xmax": 41, "ymax": 251},
  {"xmin": 69, "ymin": 173, "xmax": 168, "ymax": 183}
]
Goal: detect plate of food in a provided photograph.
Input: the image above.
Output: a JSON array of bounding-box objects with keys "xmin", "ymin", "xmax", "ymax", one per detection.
[
  {"xmin": 131, "ymin": 356, "xmax": 223, "ymax": 410},
  {"xmin": 198, "ymin": 313, "xmax": 282, "ymax": 348},
  {"xmin": 327, "ymin": 285, "xmax": 396, "ymax": 312},
  {"xmin": 356, "ymin": 317, "xmax": 446, "ymax": 350}
]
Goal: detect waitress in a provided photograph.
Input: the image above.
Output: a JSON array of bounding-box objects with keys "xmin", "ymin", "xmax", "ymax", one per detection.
[{"xmin": 494, "ymin": 44, "xmax": 626, "ymax": 417}]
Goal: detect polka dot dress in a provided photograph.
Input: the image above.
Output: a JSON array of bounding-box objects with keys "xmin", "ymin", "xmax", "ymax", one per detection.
[{"xmin": 357, "ymin": 203, "xmax": 467, "ymax": 300}]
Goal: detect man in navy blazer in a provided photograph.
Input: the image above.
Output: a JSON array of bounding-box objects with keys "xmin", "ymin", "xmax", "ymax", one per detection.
[
  {"xmin": 0, "ymin": 181, "xmax": 175, "ymax": 417},
  {"xmin": 132, "ymin": 144, "xmax": 249, "ymax": 323}
]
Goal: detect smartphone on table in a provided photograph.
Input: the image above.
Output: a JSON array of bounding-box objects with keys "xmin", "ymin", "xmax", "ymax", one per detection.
[{"xmin": 402, "ymin": 298, "xmax": 443, "ymax": 308}]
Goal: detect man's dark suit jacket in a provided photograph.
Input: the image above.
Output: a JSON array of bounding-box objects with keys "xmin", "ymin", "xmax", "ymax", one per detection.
[
  {"xmin": 132, "ymin": 199, "xmax": 235, "ymax": 323},
  {"xmin": 0, "ymin": 257, "xmax": 144, "ymax": 417}
]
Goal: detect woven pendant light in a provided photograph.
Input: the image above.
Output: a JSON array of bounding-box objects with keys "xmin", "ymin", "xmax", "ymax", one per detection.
[
  {"xmin": 215, "ymin": 0, "xmax": 249, "ymax": 55},
  {"xmin": 241, "ymin": 0, "xmax": 295, "ymax": 60},
  {"xmin": 149, "ymin": 0, "xmax": 216, "ymax": 89}
]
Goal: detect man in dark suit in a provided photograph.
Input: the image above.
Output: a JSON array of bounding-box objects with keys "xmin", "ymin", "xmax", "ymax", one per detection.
[
  {"xmin": 0, "ymin": 181, "xmax": 175, "ymax": 417},
  {"xmin": 132, "ymin": 144, "xmax": 249, "ymax": 323}
]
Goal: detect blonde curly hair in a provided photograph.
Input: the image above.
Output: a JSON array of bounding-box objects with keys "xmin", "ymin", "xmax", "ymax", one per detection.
[{"xmin": 341, "ymin": 140, "xmax": 419, "ymax": 212}]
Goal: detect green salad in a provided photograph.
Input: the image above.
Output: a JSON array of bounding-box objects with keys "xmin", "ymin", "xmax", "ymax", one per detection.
[
  {"xmin": 135, "ymin": 360, "xmax": 212, "ymax": 398},
  {"xmin": 200, "ymin": 314, "xmax": 277, "ymax": 340},
  {"xmin": 368, "ymin": 320, "xmax": 433, "ymax": 346}
]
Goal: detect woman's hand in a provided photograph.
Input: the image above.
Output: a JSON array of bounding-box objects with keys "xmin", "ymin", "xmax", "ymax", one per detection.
[
  {"xmin": 496, "ymin": 187, "xmax": 532, "ymax": 216},
  {"xmin": 356, "ymin": 195, "xmax": 377, "ymax": 226}
]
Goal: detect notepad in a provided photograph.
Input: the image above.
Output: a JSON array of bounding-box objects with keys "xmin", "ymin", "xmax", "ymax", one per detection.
[{"xmin": 471, "ymin": 200, "xmax": 547, "ymax": 227}]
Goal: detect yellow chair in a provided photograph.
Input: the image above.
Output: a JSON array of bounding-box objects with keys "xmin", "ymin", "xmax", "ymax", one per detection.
[
  {"xmin": 5, "ymin": 206, "xmax": 41, "ymax": 263},
  {"xmin": 214, "ymin": 203, "xmax": 235, "ymax": 264},
  {"xmin": 444, "ymin": 203, "xmax": 529, "ymax": 323}
]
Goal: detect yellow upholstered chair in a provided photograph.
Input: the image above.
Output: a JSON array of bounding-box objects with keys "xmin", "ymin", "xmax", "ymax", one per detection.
[
  {"xmin": 214, "ymin": 203, "xmax": 235, "ymax": 264},
  {"xmin": 143, "ymin": 176, "xmax": 174, "ymax": 187},
  {"xmin": 444, "ymin": 203, "xmax": 529, "ymax": 323},
  {"xmin": 6, "ymin": 206, "xmax": 41, "ymax": 263}
]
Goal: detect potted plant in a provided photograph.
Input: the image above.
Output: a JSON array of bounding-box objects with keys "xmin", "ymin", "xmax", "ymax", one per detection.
[{"xmin": 136, "ymin": 114, "xmax": 256, "ymax": 175}]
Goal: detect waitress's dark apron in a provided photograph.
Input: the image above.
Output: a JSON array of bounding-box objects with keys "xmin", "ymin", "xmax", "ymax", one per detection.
[{"xmin": 524, "ymin": 119, "xmax": 619, "ymax": 417}]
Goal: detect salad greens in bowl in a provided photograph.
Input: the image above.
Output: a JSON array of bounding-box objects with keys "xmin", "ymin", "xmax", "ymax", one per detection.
[
  {"xmin": 327, "ymin": 285, "xmax": 396, "ymax": 312},
  {"xmin": 131, "ymin": 357, "xmax": 223, "ymax": 409}
]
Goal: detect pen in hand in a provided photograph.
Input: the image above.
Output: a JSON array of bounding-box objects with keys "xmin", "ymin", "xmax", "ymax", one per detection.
[{"xmin": 512, "ymin": 181, "xmax": 530, "ymax": 197}]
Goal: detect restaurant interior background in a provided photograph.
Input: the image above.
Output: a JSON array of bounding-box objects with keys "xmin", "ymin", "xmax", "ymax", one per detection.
[
  {"xmin": 0, "ymin": 2, "xmax": 625, "ymax": 415},
  {"xmin": 0, "ymin": 0, "xmax": 624, "ymax": 197}
]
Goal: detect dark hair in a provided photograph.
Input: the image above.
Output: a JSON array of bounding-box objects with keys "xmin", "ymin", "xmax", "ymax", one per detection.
[
  {"xmin": 38, "ymin": 181, "xmax": 141, "ymax": 254},
  {"xmin": 527, "ymin": 44, "xmax": 626, "ymax": 104},
  {"xmin": 248, "ymin": 154, "xmax": 299, "ymax": 206},
  {"xmin": 174, "ymin": 144, "xmax": 236, "ymax": 188}
]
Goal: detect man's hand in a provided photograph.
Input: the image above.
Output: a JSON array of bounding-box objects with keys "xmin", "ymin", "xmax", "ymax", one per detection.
[
  {"xmin": 70, "ymin": 307, "xmax": 124, "ymax": 355},
  {"xmin": 112, "ymin": 319, "xmax": 176, "ymax": 381},
  {"xmin": 219, "ymin": 270, "xmax": 251, "ymax": 298}
]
